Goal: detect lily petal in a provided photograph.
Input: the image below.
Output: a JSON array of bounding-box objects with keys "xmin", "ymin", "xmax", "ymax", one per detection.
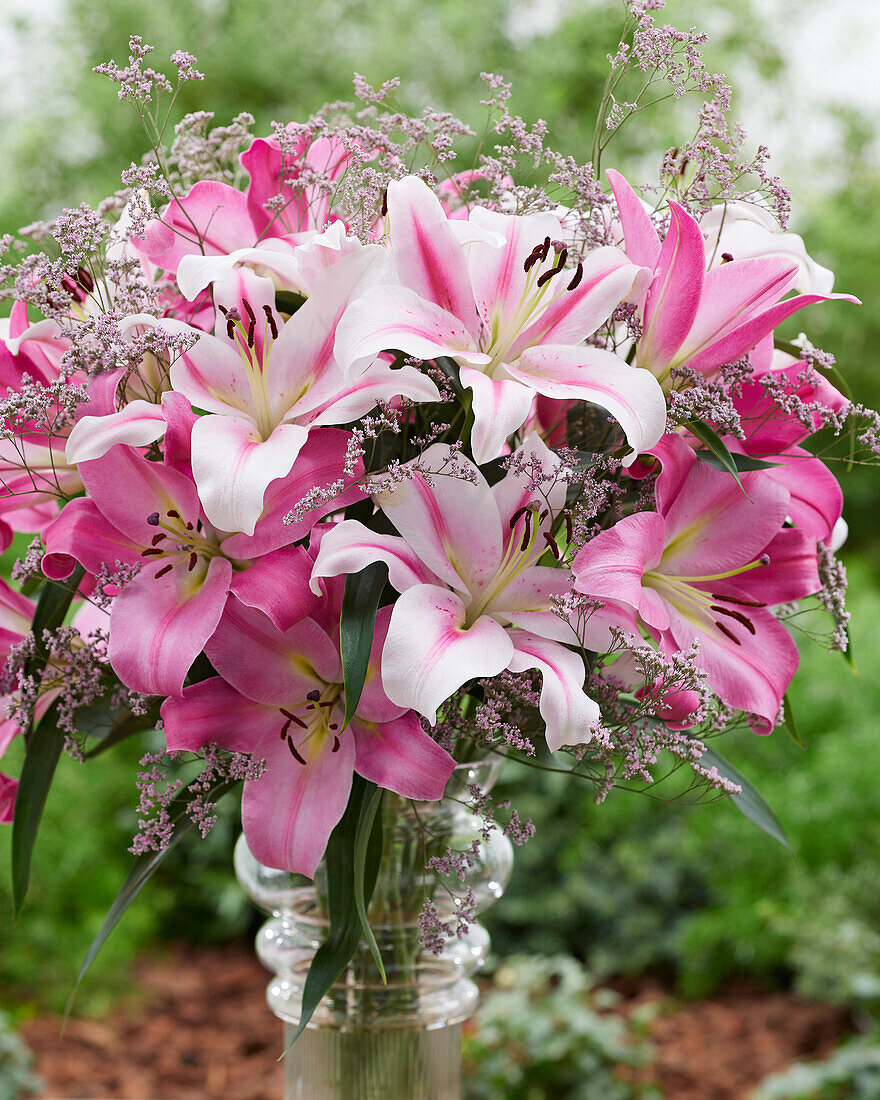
[
  {"xmin": 309, "ymin": 520, "xmax": 440, "ymax": 596},
  {"xmin": 351, "ymin": 711, "xmax": 455, "ymax": 800},
  {"xmin": 228, "ymin": 545, "xmax": 319, "ymax": 631},
  {"xmin": 381, "ymin": 585, "xmax": 514, "ymax": 723},
  {"xmin": 191, "ymin": 416, "xmax": 309, "ymax": 536},
  {"xmin": 206, "ymin": 600, "xmax": 340, "ymax": 705},
  {"xmin": 108, "ymin": 555, "xmax": 233, "ymax": 696},
  {"xmin": 461, "ymin": 366, "xmax": 535, "ymax": 465},
  {"xmin": 509, "ymin": 345, "xmax": 667, "ymax": 461},
  {"xmin": 507, "ymin": 630, "xmax": 599, "ymax": 752},
  {"xmin": 372, "ymin": 442, "xmax": 504, "ymax": 595}
]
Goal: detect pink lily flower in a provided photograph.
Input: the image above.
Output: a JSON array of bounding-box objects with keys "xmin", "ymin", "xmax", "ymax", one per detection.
[
  {"xmin": 725, "ymin": 347, "xmax": 846, "ymax": 542},
  {"xmin": 42, "ymin": 419, "xmax": 363, "ymax": 697},
  {"xmin": 571, "ymin": 433, "xmax": 820, "ymax": 732},
  {"xmin": 138, "ymin": 133, "xmax": 347, "ymax": 276},
  {"xmin": 161, "ymin": 597, "xmax": 455, "ymax": 875},
  {"xmin": 311, "ymin": 435, "xmax": 603, "ymax": 751},
  {"xmin": 334, "ymin": 175, "xmax": 666, "ymax": 464},
  {"xmin": 605, "ymin": 170, "xmax": 858, "ymax": 389}
]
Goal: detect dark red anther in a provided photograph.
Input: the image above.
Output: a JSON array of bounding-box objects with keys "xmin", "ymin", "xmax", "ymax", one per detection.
[
  {"xmin": 567, "ymin": 262, "xmax": 584, "ymax": 291},
  {"xmin": 286, "ymin": 738, "xmax": 307, "ymax": 765},
  {"xmin": 226, "ymin": 317, "xmax": 236, "ymax": 340},
  {"xmin": 380, "ymin": 189, "xmax": 388, "ymax": 217},
  {"xmin": 185, "ymin": 520, "xmax": 194, "ymax": 531},
  {"xmin": 154, "ymin": 563, "xmax": 174, "ymax": 579},
  {"xmin": 188, "ymin": 552, "xmax": 198, "ymax": 572},
  {"xmin": 537, "ymin": 250, "xmax": 568, "ymax": 288},
  {"xmin": 519, "ymin": 510, "xmax": 533, "ymax": 552},
  {"xmin": 329, "ymin": 723, "xmax": 339, "ymax": 731},
  {"xmin": 721, "ymin": 252, "xmax": 734, "ymax": 263},
  {"xmin": 279, "ymin": 719, "xmax": 292, "ymax": 739},
  {"xmin": 331, "ymin": 736, "xmax": 341, "ymax": 753},
  {"xmin": 710, "ymin": 605, "xmax": 756, "ymax": 634},
  {"xmin": 141, "ymin": 547, "xmax": 164, "ymax": 557},
  {"xmin": 147, "ymin": 512, "xmax": 160, "ymax": 526},
  {"xmin": 543, "ymin": 532, "xmax": 561, "ymax": 559},
  {"xmin": 306, "ymin": 689, "xmax": 321, "ymax": 702},
  {"xmin": 151, "ymin": 533, "xmax": 167, "ymax": 546},
  {"xmin": 539, "ymin": 509, "xmax": 549, "ymax": 522},
  {"xmin": 242, "ymin": 299, "xmax": 257, "ymax": 324},
  {"xmin": 539, "ymin": 236, "xmax": 551, "ymax": 261},
  {"xmin": 263, "ymin": 304, "xmax": 279, "ymax": 340},
  {"xmin": 565, "ymin": 512, "xmax": 573, "ymax": 542},
  {"xmin": 318, "ymin": 700, "xmax": 333, "ymax": 709},
  {"xmin": 246, "ymin": 319, "xmax": 255, "ymax": 348},
  {"xmin": 714, "ymin": 620, "xmax": 741, "ymax": 645},
  {"xmin": 167, "ymin": 509, "xmax": 180, "ymax": 519},
  {"xmin": 509, "ymin": 505, "xmax": 531, "ymax": 529},
  {"xmin": 524, "ymin": 250, "xmax": 541, "ymax": 273},
  {"xmin": 217, "ymin": 304, "xmax": 229, "ymax": 316},
  {"xmin": 710, "ymin": 593, "xmax": 766, "ymax": 608},
  {"xmin": 280, "ymin": 708, "xmax": 308, "ymax": 729}
]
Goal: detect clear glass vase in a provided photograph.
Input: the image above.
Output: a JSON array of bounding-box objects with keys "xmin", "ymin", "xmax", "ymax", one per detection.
[{"xmin": 234, "ymin": 758, "xmax": 513, "ymax": 1099}]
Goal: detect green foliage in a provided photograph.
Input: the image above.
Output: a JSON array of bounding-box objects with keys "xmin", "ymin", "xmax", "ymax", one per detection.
[
  {"xmin": 753, "ymin": 1033, "xmax": 880, "ymax": 1100},
  {"xmin": 462, "ymin": 955, "xmax": 660, "ymax": 1100},
  {"xmin": 488, "ymin": 559, "xmax": 880, "ymax": 1005},
  {"xmin": 0, "ymin": 1012, "xmax": 42, "ymax": 1098},
  {"xmin": 0, "ymin": 0, "xmax": 780, "ymax": 233},
  {"xmin": 0, "ymin": 733, "xmax": 249, "ymax": 1016},
  {"xmin": 0, "ymin": 737, "xmax": 160, "ymax": 1015}
]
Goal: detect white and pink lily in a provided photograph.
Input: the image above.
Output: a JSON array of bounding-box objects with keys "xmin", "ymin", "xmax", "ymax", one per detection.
[
  {"xmin": 66, "ymin": 258, "xmax": 439, "ymax": 536},
  {"xmin": 161, "ymin": 596, "xmax": 455, "ymax": 875},
  {"xmin": 571, "ymin": 433, "xmax": 820, "ymax": 731},
  {"xmin": 335, "ymin": 175, "xmax": 666, "ymax": 464},
  {"xmin": 311, "ymin": 436, "xmax": 603, "ymax": 751}
]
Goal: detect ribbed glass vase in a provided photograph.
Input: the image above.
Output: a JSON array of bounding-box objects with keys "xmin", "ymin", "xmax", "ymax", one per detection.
[{"xmin": 234, "ymin": 758, "xmax": 513, "ymax": 1099}]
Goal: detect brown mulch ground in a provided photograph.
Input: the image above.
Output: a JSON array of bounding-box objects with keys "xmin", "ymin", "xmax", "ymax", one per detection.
[{"xmin": 19, "ymin": 943, "xmax": 851, "ymax": 1100}]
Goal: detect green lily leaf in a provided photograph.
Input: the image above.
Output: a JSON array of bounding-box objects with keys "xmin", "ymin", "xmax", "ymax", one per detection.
[
  {"xmin": 340, "ymin": 562, "xmax": 387, "ymax": 729},
  {"xmin": 354, "ymin": 785, "xmax": 386, "ymax": 982},
  {"xmin": 701, "ymin": 746, "xmax": 791, "ymax": 851},
  {"xmin": 782, "ymin": 691, "xmax": 805, "ymax": 750},
  {"xmin": 695, "ymin": 450, "xmax": 779, "ymax": 473},
  {"xmin": 80, "ymin": 698, "xmax": 162, "ymax": 757},
  {"xmin": 11, "ymin": 699, "xmax": 65, "ymax": 919},
  {"xmin": 66, "ymin": 777, "xmax": 240, "ymax": 1020},
  {"xmin": 683, "ymin": 419, "xmax": 749, "ymax": 489},
  {"xmin": 285, "ymin": 775, "xmax": 384, "ymax": 1049}
]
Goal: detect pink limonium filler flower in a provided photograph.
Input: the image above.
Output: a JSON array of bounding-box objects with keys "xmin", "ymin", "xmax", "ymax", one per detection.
[
  {"xmin": 44, "ymin": 402, "xmax": 363, "ymax": 696},
  {"xmin": 571, "ymin": 433, "xmax": 820, "ymax": 732},
  {"xmin": 605, "ymin": 170, "xmax": 859, "ymax": 391},
  {"xmin": 310, "ymin": 435, "xmax": 603, "ymax": 751},
  {"xmin": 161, "ymin": 597, "xmax": 455, "ymax": 875},
  {"xmin": 334, "ymin": 175, "xmax": 667, "ymax": 464},
  {"xmin": 66, "ymin": 258, "xmax": 439, "ymax": 535},
  {"xmin": 0, "ymin": 578, "xmax": 38, "ymax": 821}
]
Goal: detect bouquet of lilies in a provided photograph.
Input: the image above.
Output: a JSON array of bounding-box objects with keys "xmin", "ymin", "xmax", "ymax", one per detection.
[{"xmin": 2, "ymin": 3, "xmax": 875, "ymax": 1023}]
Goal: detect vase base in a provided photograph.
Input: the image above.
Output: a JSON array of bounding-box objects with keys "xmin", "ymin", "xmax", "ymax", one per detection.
[{"xmin": 283, "ymin": 1020, "xmax": 462, "ymax": 1100}]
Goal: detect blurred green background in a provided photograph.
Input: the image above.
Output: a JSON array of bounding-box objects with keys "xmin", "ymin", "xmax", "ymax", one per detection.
[{"xmin": 1, "ymin": 0, "xmax": 879, "ymax": 1095}]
